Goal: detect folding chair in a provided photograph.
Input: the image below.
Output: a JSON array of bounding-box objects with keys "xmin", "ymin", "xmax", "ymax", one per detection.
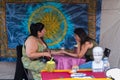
[{"xmin": 14, "ymin": 45, "xmax": 33, "ymax": 80}]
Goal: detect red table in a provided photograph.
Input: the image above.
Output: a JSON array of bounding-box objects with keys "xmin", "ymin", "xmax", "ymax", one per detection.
[
  {"xmin": 41, "ymin": 71, "xmax": 70, "ymax": 80},
  {"xmin": 41, "ymin": 70, "xmax": 108, "ymax": 80},
  {"xmin": 77, "ymin": 70, "xmax": 106, "ymax": 78}
]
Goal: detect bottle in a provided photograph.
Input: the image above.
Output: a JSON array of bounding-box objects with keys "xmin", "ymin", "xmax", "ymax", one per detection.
[{"xmin": 103, "ymin": 57, "xmax": 110, "ymax": 71}]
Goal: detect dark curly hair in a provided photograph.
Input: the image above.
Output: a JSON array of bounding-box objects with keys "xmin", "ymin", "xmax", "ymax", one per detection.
[
  {"xmin": 74, "ymin": 28, "xmax": 95, "ymax": 45},
  {"xmin": 30, "ymin": 22, "xmax": 44, "ymax": 37}
]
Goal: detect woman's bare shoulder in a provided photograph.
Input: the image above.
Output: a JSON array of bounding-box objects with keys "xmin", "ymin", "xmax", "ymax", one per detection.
[
  {"xmin": 84, "ymin": 41, "xmax": 93, "ymax": 49},
  {"xmin": 25, "ymin": 36, "xmax": 37, "ymax": 44}
]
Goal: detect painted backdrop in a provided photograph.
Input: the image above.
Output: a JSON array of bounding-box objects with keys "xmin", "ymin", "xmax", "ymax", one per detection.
[
  {"xmin": 6, "ymin": 2, "xmax": 88, "ymax": 49},
  {"xmin": 0, "ymin": 0, "xmax": 102, "ymax": 61}
]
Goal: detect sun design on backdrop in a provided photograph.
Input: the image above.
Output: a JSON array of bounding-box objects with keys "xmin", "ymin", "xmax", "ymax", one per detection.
[{"xmin": 28, "ymin": 5, "xmax": 67, "ymax": 47}]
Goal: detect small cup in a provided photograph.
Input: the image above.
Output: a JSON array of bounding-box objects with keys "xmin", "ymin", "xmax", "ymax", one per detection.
[
  {"xmin": 61, "ymin": 47, "xmax": 65, "ymax": 50},
  {"xmin": 74, "ymin": 44, "xmax": 78, "ymax": 53}
]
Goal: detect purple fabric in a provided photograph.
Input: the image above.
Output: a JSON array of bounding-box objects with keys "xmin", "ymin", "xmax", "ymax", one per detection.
[{"xmin": 53, "ymin": 55, "xmax": 86, "ymax": 69}]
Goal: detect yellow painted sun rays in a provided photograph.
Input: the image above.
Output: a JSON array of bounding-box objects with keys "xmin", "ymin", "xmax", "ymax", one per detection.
[
  {"xmin": 28, "ymin": 5, "xmax": 67, "ymax": 46},
  {"xmin": 42, "ymin": 12, "xmax": 61, "ymax": 39}
]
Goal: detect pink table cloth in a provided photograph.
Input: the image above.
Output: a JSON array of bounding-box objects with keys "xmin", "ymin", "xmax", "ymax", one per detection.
[{"xmin": 53, "ymin": 55, "xmax": 86, "ymax": 69}]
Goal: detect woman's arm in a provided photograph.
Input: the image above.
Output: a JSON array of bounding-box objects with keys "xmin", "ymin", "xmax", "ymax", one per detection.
[
  {"xmin": 63, "ymin": 51, "xmax": 79, "ymax": 57},
  {"xmin": 25, "ymin": 37, "xmax": 51, "ymax": 60},
  {"xmin": 77, "ymin": 44, "xmax": 88, "ymax": 58},
  {"xmin": 62, "ymin": 42, "xmax": 91, "ymax": 58},
  {"xmin": 77, "ymin": 42, "xmax": 93, "ymax": 58},
  {"xmin": 62, "ymin": 42, "xmax": 81, "ymax": 58},
  {"xmin": 50, "ymin": 50, "xmax": 65, "ymax": 55}
]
